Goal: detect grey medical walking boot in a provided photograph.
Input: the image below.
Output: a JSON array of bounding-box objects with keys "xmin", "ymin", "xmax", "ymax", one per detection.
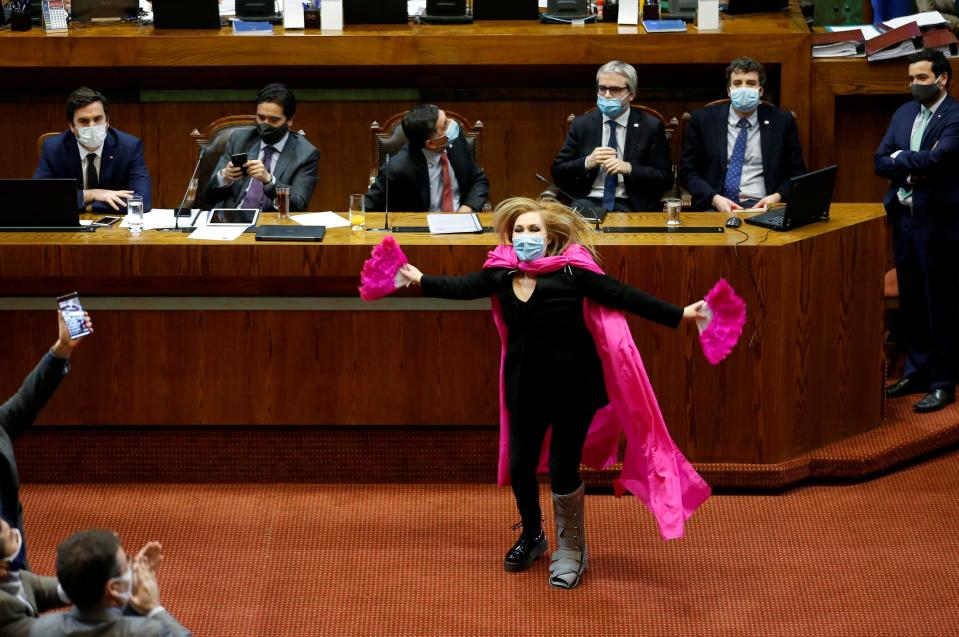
[{"xmin": 548, "ymin": 482, "xmax": 587, "ymax": 589}]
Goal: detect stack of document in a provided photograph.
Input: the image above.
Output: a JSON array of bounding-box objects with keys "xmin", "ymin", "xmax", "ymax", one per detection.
[
  {"xmin": 865, "ymin": 21, "xmax": 923, "ymax": 61},
  {"xmin": 880, "ymin": 10, "xmax": 947, "ymax": 31},
  {"xmin": 812, "ymin": 29, "xmax": 866, "ymax": 57},
  {"xmin": 426, "ymin": 213, "xmax": 483, "ymax": 234}
]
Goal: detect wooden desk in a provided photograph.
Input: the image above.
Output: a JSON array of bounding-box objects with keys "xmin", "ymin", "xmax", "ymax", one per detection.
[
  {"xmin": 0, "ymin": 204, "xmax": 884, "ymax": 465},
  {"xmin": 0, "ymin": 15, "xmax": 811, "ymax": 213}
]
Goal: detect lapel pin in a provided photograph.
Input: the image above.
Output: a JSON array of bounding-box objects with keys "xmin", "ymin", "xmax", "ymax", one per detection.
[
  {"xmin": 633, "ymin": 123, "xmax": 639, "ymax": 127},
  {"xmin": 763, "ymin": 120, "xmax": 769, "ymax": 125}
]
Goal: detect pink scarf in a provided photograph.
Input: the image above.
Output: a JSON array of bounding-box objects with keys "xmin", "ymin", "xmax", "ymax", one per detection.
[{"xmin": 484, "ymin": 244, "xmax": 710, "ymax": 540}]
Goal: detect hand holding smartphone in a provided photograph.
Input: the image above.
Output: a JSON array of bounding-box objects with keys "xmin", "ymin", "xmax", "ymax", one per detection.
[
  {"xmin": 57, "ymin": 292, "xmax": 92, "ymax": 340},
  {"xmin": 231, "ymin": 153, "xmax": 248, "ymax": 177}
]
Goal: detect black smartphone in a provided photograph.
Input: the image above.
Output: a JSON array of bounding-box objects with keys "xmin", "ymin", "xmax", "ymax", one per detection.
[
  {"xmin": 56, "ymin": 292, "xmax": 92, "ymax": 339},
  {"xmin": 231, "ymin": 153, "xmax": 248, "ymax": 177},
  {"xmin": 91, "ymin": 215, "xmax": 121, "ymax": 227}
]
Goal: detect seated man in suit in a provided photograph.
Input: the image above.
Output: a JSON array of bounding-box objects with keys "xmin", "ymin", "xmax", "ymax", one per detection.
[
  {"xmin": 364, "ymin": 104, "xmax": 489, "ymax": 213},
  {"xmin": 2, "ymin": 310, "xmax": 92, "ymax": 573},
  {"xmin": 0, "ymin": 518, "xmax": 70, "ymax": 637},
  {"xmin": 679, "ymin": 57, "xmax": 806, "ymax": 212},
  {"xmin": 34, "ymin": 87, "xmax": 152, "ymax": 213},
  {"xmin": 203, "ymin": 83, "xmax": 319, "ymax": 213},
  {"xmin": 551, "ymin": 60, "xmax": 673, "ymax": 213},
  {"xmin": 30, "ymin": 530, "xmax": 190, "ymax": 637}
]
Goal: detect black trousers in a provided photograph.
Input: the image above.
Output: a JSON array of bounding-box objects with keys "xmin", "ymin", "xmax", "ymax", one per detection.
[{"xmin": 507, "ymin": 402, "xmax": 598, "ymax": 532}]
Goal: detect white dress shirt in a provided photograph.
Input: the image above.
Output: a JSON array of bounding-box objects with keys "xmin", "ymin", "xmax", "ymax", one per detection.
[
  {"xmin": 589, "ymin": 108, "xmax": 630, "ymax": 200},
  {"xmin": 421, "ymin": 147, "xmax": 462, "ymax": 212},
  {"xmin": 76, "ymin": 141, "xmax": 103, "ymax": 190},
  {"xmin": 726, "ymin": 107, "xmax": 765, "ymax": 201}
]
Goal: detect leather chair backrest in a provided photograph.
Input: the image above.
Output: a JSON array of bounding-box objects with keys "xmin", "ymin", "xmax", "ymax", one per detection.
[{"xmin": 36, "ymin": 132, "xmax": 60, "ymax": 162}]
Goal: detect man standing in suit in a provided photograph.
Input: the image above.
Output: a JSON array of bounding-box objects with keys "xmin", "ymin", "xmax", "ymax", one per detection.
[
  {"xmin": 364, "ymin": 104, "xmax": 489, "ymax": 213},
  {"xmin": 679, "ymin": 57, "xmax": 806, "ymax": 212},
  {"xmin": 876, "ymin": 49, "xmax": 959, "ymax": 413},
  {"xmin": 0, "ymin": 518, "xmax": 70, "ymax": 637},
  {"xmin": 1, "ymin": 311, "xmax": 92, "ymax": 571},
  {"xmin": 203, "ymin": 83, "xmax": 319, "ymax": 213},
  {"xmin": 30, "ymin": 531, "xmax": 190, "ymax": 637},
  {"xmin": 34, "ymin": 87, "xmax": 152, "ymax": 213},
  {"xmin": 551, "ymin": 60, "xmax": 673, "ymax": 213}
]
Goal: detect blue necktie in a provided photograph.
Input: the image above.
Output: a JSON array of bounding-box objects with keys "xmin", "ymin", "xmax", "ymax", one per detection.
[
  {"xmin": 241, "ymin": 145, "xmax": 275, "ymax": 210},
  {"xmin": 722, "ymin": 119, "xmax": 750, "ymax": 203},
  {"xmin": 602, "ymin": 120, "xmax": 619, "ymax": 212}
]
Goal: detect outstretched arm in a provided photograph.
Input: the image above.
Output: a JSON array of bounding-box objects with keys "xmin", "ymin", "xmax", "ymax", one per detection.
[{"xmin": 399, "ymin": 264, "xmax": 501, "ymax": 300}]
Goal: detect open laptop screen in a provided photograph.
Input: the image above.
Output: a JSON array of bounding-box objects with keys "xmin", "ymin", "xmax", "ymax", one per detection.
[{"xmin": 0, "ymin": 179, "xmax": 81, "ymax": 227}]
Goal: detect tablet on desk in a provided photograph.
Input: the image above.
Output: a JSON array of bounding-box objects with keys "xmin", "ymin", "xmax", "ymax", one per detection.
[{"xmin": 209, "ymin": 208, "xmax": 260, "ymax": 226}]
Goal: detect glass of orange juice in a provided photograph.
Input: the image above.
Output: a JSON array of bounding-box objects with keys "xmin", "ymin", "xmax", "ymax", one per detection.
[{"xmin": 349, "ymin": 194, "xmax": 365, "ymax": 231}]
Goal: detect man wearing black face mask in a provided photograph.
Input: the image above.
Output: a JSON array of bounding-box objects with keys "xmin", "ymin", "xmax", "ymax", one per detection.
[
  {"xmin": 876, "ymin": 49, "xmax": 959, "ymax": 414},
  {"xmin": 203, "ymin": 83, "xmax": 319, "ymax": 212}
]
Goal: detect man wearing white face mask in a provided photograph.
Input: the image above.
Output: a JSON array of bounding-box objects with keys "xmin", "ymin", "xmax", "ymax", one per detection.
[
  {"xmin": 30, "ymin": 530, "xmax": 190, "ymax": 637},
  {"xmin": 552, "ymin": 60, "xmax": 674, "ymax": 213},
  {"xmin": 364, "ymin": 103, "xmax": 489, "ymax": 213},
  {"xmin": 679, "ymin": 57, "xmax": 806, "ymax": 212},
  {"xmin": 34, "ymin": 87, "xmax": 152, "ymax": 213},
  {"xmin": 0, "ymin": 518, "xmax": 70, "ymax": 637}
]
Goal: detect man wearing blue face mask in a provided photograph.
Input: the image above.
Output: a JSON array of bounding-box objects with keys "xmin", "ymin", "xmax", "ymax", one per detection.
[
  {"xmin": 679, "ymin": 57, "xmax": 806, "ymax": 212},
  {"xmin": 203, "ymin": 83, "xmax": 319, "ymax": 213},
  {"xmin": 364, "ymin": 104, "xmax": 489, "ymax": 213},
  {"xmin": 34, "ymin": 87, "xmax": 152, "ymax": 213},
  {"xmin": 552, "ymin": 60, "xmax": 673, "ymax": 213},
  {"xmin": 876, "ymin": 49, "xmax": 959, "ymax": 414}
]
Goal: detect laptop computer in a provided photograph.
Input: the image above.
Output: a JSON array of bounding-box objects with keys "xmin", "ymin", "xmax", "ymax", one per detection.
[
  {"xmin": 343, "ymin": 0, "xmax": 407, "ymax": 25},
  {"xmin": 70, "ymin": 0, "xmax": 137, "ymax": 22},
  {"xmin": 255, "ymin": 225, "xmax": 326, "ymax": 241},
  {"xmin": 0, "ymin": 179, "xmax": 83, "ymax": 229},
  {"xmin": 153, "ymin": 0, "xmax": 221, "ymax": 29},
  {"xmin": 723, "ymin": 0, "xmax": 788, "ymax": 14},
  {"xmin": 745, "ymin": 165, "xmax": 837, "ymax": 232},
  {"xmin": 474, "ymin": 0, "xmax": 539, "ymax": 19}
]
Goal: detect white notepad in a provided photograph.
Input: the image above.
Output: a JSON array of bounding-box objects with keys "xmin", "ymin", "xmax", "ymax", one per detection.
[{"xmin": 426, "ymin": 213, "xmax": 483, "ymax": 234}]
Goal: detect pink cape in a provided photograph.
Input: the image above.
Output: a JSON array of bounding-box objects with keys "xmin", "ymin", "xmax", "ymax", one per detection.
[{"xmin": 484, "ymin": 244, "xmax": 711, "ymax": 540}]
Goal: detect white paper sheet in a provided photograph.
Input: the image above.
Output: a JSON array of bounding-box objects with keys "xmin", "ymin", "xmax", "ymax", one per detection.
[
  {"xmin": 618, "ymin": 0, "xmax": 639, "ymax": 25},
  {"xmin": 426, "ymin": 213, "xmax": 482, "ymax": 234},
  {"xmin": 321, "ymin": 0, "xmax": 343, "ymax": 30},
  {"xmin": 882, "ymin": 10, "xmax": 945, "ymax": 30},
  {"xmin": 291, "ymin": 211, "xmax": 350, "ymax": 228},
  {"xmin": 827, "ymin": 24, "xmax": 882, "ymax": 39},
  {"xmin": 284, "ymin": 0, "xmax": 305, "ymax": 28},
  {"xmin": 118, "ymin": 209, "xmax": 203, "ymax": 230},
  {"xmin": 188, "ymin": 225, "xmax": 248, "ymax": 241},
  {"xmin": 219, "ymin": 0, "xmax": 236, "ymax": 16}
]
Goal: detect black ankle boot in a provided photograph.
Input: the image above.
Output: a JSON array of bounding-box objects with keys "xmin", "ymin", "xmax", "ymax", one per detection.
[{"xmin": 503, "ymin": 527, "xmax": 548, "ymax": 573}]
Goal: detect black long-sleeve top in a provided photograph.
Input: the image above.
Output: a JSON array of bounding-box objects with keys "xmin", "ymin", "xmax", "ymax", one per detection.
[{"xmin": 421, "ymin": 266, "xmax": 683, "ymax": 415}]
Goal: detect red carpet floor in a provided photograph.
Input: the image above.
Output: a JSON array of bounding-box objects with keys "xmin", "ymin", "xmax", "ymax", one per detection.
[{"xmin": 22, "ymin": 448, "xmax": 959, "ymax": 637}]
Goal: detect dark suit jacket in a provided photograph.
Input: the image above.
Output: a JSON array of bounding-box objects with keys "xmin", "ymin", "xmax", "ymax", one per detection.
[
  {"xmin": 551, "ymin": 108, "xmax": 673, "ymax": 212},
  {"xmin": 364, "ymin": 136, "xmax": 489, "ymax": 212},
  {"xmin": 203, "ymin": 129, "xmax": 319, "ymax": 213},
  {"xmin": 0, "ymin": 571, "xmax": 68, "ymax": 637},
  {"xmin": 29, "ymin": 606, "xmax": 192, "ymax": 637},
  {"xmin": 0, "ymin": 354, "xmax": 69, "ymax": 552},
  {"xmin": 679, "ymin": 102, "xmax": 806, "ymax": 211},
  {"xmin": 421, "ymin": 266, "xmax": 681, "ymax": 415},
  {"xmin": 874, "ymin": 95, "xmax": 959, "ymax": 241},
  {"xmin": 33, "ymin": 128, "xmax": 152, "ymax": 212}
]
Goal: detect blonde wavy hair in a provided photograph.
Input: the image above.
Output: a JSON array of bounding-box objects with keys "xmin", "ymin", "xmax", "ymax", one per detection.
[{"xmin": 491, "ymin": 197, "xmax": 599, "ymax": 260}]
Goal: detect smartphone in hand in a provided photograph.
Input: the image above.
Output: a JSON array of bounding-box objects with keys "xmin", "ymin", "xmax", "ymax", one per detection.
[
  {"xmin": 57, "ymin": 292, "xmax": 91, "ymax": 339},
  {"xmin": 231, "ymin": 153, "xmax": 248, "ymax": 177}
]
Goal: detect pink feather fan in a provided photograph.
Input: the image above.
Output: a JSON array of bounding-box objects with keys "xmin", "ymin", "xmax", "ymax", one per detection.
[
  {"xmin": 697, "ymin": 278, "xmax": 747, "ymax": 365},
  {"xmin": 359, "ymin": 236, "xmax": 409, "ymax": 301}
]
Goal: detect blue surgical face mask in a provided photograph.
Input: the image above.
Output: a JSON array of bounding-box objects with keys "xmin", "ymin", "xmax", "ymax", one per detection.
[
  {"xmin": 729, "ymin": 87, "xmax": 760, "ymax": 113},
  {"xmin": 426, "ymin": 120, "xmax": 460, "ymax": 151},
  {"xmin": 513, "ymin": 235, "xmax": 546, "ymax": 262},
  {"xmin": 445, "ymin": 120, "xmax": 460, "ymax": 144},
  {"xmin": 596, "ymin": 96, "xmax": 627, "ymax": 119}
]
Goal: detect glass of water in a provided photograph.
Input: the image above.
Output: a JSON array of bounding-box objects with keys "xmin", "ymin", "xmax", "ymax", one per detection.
[
  {"xmin": 127, "ymin": 195, "xmax": 144, "ymax": 236},
  {"xmin": 349, "ymin": 194, "xmax": 365, "ymax": 231}
]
